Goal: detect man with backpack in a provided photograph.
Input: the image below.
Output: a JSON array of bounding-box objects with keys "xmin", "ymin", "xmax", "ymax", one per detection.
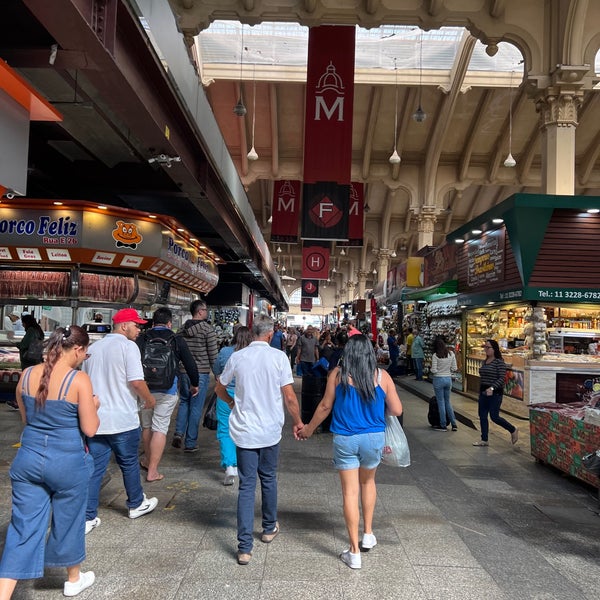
[
  {"xmin": 172, "ymin": 300, "xmax": 218, "ymax": 453},
  {"xmin": 137, "ymin": 307, "xmax": 199, "ymax": 482}
]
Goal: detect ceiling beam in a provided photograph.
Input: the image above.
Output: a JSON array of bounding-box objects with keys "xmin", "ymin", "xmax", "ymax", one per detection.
[
  {"xmin": 458, "ymin": 89, "xmax": 493, "ymax": 182},
  {"xmin": 361, "ymin": 86, "xmax": 382, "ymax": 181}
]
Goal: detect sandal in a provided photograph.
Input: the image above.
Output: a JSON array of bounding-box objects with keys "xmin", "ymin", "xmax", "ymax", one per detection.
[{"xmin": 472, "ymin": 440, "xmax": 489, "ymax": 446}]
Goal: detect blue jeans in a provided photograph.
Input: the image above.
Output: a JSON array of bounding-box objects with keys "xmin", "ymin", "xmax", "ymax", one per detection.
[
  {"xmin": 413, "ymin": 357, "xmax": 424, "ymax": 380},
  {"xmin": 86, "ymin": 427, "xmax": 143, "ymax": 520},
  {"xmin": 236, "ymin": 443, "xmax": 280, "ymax": 553},
  {"xmin": 477, "ymin": 391, "xmax": 516, "ymax": 442},
  {"xmin": 216, "ymin": 396, "xmax": 236, "ymax": 468},
  {"xmin": 299, "ymin": 361, "xmax": 314, "ymax": 376},
  {"xmin": 175, "ymin": 373, "xmax": 210, "ymax": 449},
  {"xmin": 432, "ymin": 376, "xmax": 456, "ymax": 428}
]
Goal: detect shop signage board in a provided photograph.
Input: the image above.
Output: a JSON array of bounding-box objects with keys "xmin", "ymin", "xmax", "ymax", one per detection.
[
  {"xmin": 0, "ymin": 204, "xmax": 219, "ymax": 294},
  {"xmin": 466, "ymin": 229, "xmax": 505, "ymax": 287},
  {"xmin": 526, "ymin": 287, "xmax": 600, "ymax": 302}
]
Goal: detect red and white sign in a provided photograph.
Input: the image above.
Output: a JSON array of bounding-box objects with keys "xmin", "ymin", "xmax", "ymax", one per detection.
[
  {"xmin": 302, "ymin": 244, "xmax": 330, "ymax": 280},
  {"xmin": 303, "ymin": 26, "xmax": 355, "ymax": 184},
  {"xmin": 47, "ymin": 249, "xmax": 72, "ymax": 262},
  {"xmin": 271, "ymin": 180, "xmax": 300, "ymax": 243}
]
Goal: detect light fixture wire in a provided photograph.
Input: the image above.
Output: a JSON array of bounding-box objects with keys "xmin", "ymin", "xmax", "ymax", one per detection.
[
  {"xmin": 248, "ymin": 61, "xmax": 259, "ymax": 160},
  {"xmin": 504, "ymin": 69, "xmax": 516, "ymax": 168},
  {"xmin": 389, "ymin": 57, "xmax": 401, "ymax": 164},
  {"xmin": 413, "ymin": 31, "xmax": 426, "ymax": 122}
]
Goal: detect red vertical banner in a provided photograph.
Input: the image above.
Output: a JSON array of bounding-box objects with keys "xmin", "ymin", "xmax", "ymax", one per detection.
[
  {"xmin": 302, "ymin": 244, "xmax": 330, "ymax": 280},
  {"xmin": 300, "ymin": 297, "xmax": 313, "ymax": 312},
  {"xmin": 271, "ymin": 180, "xmax": 300, "ymax": 243},
  {"xmin": 303, "ymin": 25, "xmax": 356, "ymax": 184},
  {"xmin": 371, "ymin": 297, "xmax": 377, "ymax": 339},
  {"xmin": 346, "ymin": 182, "xmax": 364, "ymax": 247}
]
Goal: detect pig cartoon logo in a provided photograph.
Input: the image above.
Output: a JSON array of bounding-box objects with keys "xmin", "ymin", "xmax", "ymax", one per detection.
[{"xmin": 112, "ymin": 221, "xmax": 143, "ymax": 249}]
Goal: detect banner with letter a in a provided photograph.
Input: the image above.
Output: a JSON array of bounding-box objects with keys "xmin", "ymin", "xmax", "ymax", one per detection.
[
  {"xmin": 270, "ymin": 180, "xmax": 300, "ymax": 243},
  {"xmin": 301, "ymin": 25, "xmax": 355, "ymax": 241}
]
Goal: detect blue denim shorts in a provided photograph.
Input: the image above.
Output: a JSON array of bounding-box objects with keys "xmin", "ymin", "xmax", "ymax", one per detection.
[{"xmin": 332, "ymin": 431, "xmax": 385, "ymax": 470}]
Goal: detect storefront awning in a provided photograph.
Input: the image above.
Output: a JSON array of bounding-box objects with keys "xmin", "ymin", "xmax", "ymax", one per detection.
[{"xmin": 403, "ymin": 280, "xmax": 458, "ymax": 301}]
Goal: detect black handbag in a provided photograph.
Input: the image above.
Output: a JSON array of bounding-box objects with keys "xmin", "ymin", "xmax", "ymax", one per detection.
[
  {"xmin": 202, "ymin": 392, "xmax": 218, "ymax": 430},
  {"xmin": 581, "ymin": 450, "xmax": 600, "ymax": 476}
]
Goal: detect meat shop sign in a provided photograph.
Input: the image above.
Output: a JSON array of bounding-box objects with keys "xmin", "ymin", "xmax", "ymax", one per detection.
[{"xmin": 0, "ymin": 214, "xmax": 79, "ymax": 245}]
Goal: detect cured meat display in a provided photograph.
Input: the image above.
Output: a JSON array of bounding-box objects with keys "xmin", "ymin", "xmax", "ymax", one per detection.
[
  {"xmin": 0, "ymin": 271, "xmax": 70, "ymax": 299},
  {"xmin": 79, "ymin": 273, "xmax": 135, "ymax": 303}
]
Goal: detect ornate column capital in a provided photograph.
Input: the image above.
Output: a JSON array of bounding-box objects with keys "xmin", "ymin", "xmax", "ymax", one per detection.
[
  {"xmin": 417, "ymin": 207, "xmax": 437, "ymax": 234},
  {"xmin": 535, "ymin": 89, "xmax": 583, "ymax": 128},
  {"xmin": 373, "ymin": 248, "xmax": 391, "ymax": 261},
  {"xmin": 356, "ymin": 269, "xmax": 369, "ymax": 282}
]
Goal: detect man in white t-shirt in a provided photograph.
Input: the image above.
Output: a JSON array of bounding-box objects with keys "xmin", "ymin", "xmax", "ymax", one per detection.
[
  {"xmin": 215, "ymin": 315, "xmax": 303, "ymax": 566},
  {"xmin": 83, "ymin": 308, "xmax": 158, "ymax": 533}
]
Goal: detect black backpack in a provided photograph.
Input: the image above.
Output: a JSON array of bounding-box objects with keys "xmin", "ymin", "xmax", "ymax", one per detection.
[{"xmin": 141, "ymin": 332, "xmax": 178, "ymax": 390}]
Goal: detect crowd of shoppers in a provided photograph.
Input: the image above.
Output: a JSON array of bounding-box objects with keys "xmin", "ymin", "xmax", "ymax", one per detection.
[{"xmin": 1, "ymin": 305, "xmax": 526, "ymax": 595}]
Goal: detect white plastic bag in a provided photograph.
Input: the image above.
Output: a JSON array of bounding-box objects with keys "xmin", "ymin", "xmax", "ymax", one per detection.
[{"xmin": 382, "ymin": 415, "xmax": 410, "ymax": 467}]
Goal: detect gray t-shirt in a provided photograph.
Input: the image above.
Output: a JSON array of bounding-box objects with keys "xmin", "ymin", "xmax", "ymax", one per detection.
[{"xmin": 297, "ymin": 334, "xmax": 318, "ymax": 362}]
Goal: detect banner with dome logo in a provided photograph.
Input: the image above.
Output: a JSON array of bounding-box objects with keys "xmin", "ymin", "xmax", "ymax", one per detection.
[{"xmin": 301, "ymin": 25, "xmax": 355, "ymax": 241}]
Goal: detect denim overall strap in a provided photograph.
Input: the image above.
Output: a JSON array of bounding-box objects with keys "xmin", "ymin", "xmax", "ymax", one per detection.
[
  {"xmin": 57, "ymin": 369, "xmax": 78, "ymax": 401},
  {"xmin": 21, "ymin": 366, "xmax": 34, "ymax": 396}
]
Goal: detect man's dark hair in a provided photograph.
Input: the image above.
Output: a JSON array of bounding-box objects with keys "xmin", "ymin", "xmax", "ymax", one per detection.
[
  {"xmin": 190, "ymin": 299, "xmax": 207, "ymax": 316},
  {"xmin": 152, "ymin": 307, "xmax": 172, "ymax": 326}
]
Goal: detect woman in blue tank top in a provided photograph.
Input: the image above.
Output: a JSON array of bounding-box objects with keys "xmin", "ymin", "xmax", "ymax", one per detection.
[
  {"xmin": 297, "ymin": 334, "xmax": 403, "ymax": 570},
  {"xmin": 0, "ymin": 325, "xmax": 100, "ymax": 599}
]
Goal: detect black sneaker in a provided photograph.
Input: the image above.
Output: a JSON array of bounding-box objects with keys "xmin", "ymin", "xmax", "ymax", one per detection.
[
  {"xmin": 171, "ymin": 435, "xmax": 183, "ymax": 449},
  {"xmin": 6, "ymin": 399, "xmax": 19, "ymax": 411},
  {"xmin": 184, "ymin": 446, "xmax": 199, "ymax": 453},
  {"xmin": 432, "ymin": 425, "xmax": 448, "ymax": 432}
]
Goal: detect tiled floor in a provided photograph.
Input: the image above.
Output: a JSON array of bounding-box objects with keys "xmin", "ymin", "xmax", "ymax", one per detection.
[{"xmin": 0, "ymin": 377, "xmax": 599, "ymax": 599}]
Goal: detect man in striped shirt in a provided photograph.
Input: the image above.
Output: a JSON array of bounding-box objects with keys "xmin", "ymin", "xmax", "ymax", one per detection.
[{"xmin": 172, "ymin": 300, "xmax": 218, "ymax": 453}]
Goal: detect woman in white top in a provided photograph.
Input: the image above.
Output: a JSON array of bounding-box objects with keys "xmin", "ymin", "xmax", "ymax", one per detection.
[{"xmin": 430, "ymin": 336, "xmax": 458, "ymax": 431}]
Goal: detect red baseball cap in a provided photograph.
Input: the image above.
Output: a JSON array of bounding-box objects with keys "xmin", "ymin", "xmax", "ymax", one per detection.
[{"xmin": 112, "ymin": 308, "xmax": 147, "ymax": 324}]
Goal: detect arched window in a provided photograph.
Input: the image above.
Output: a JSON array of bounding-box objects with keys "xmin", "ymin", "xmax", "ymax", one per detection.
[{"xmin": 288, "ymin": 287, "xmax": 321, "ymax": 306}]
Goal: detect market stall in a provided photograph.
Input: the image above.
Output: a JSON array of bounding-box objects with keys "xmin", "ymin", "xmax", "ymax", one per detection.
[
  {"xmin": 0, "ymin": 199, "xmax": 220, "ymax": 397},
  {"xmin": 449, "ymin": 193, "xmax": 600, "ymax": 417}
]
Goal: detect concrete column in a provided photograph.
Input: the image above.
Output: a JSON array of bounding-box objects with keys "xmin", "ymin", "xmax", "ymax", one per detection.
[
  {"xmin": 374, "ymin": 249, "xmax": 391, "ymax": 284},
  {"xmin": 346, "ymin": 280, "xmax": 356, "ymax": 303},
  {"xmin": 356, "ymin": 269, "xmax": 369, "ymax": 299},
  {"xmin": 416, "ymin": 206, "xmax": 437, "ymax": 250},
  {"xmin": 535, "ymin": 90, "xmax": 582, "ymax": 195}
]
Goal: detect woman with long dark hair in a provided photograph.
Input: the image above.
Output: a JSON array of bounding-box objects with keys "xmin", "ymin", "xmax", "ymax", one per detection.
[
  {"xmin": 212, "ymin": 325, "xmax": 253, "ymax": 486},
  {"xmin": 473, "ymin": 339, "xmax": 518, "ymax": 447},
  {"xmin": 0, "ymin": 326, "xmax": 99, "ymax": 599},
  {"xmin": 430, "ymin": 336, "xmax": 458, "ymax": 431},
  {"xmin": 297, "ymin": 334, "xmax": 403, "ymax": 570}
]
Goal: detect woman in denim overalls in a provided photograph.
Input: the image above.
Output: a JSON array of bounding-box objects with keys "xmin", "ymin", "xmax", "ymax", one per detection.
[{"xmin": 0, "ymin": 325, "xmax": 99, "ymax": 599}]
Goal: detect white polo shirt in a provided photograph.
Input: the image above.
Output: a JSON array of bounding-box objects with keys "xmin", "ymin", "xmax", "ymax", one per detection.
[
  {"xmin": 219, "ymin": 340, "xmax": 294, "ymax": 449},
  {"xmin": 83, "ymin": 333, "xmax": 145, "ymax": 434}
]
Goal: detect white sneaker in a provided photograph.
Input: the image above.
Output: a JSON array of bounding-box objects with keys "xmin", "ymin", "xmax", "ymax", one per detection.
[
  {"xmin": 128, "ymin": 494, "xmax": 158, "ymax": 519},
  {"xmin": 223, "ymin": 466, "xmax": 237, "ymax": 486},
  {"xmin": 339, "ymin": 548, "xmax": 361, "ymax": 569},
  {"xmin": 64, "ymin": 571, "xmax": 95, "ymax": 596},
  {"xmin": 361, "ymin": 532, "xmax": 377, "ymax": 550},
  {"xmin": 85, "ymin": 517, "xmax": 101, "ymax": 535}
]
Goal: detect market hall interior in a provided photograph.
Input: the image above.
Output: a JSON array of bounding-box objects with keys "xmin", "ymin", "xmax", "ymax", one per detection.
[{"xmin": 2, "ymin": 1, "xmax": 600, "ymax": 596}]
